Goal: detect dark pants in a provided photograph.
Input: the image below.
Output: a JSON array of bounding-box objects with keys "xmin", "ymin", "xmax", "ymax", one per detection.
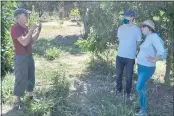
[
  {"xmin": 116, "ymin": 56, "xmax": 135, "ymax": 95},
  {"xmin": 13, "ymin": 55, "xmax": 35, "ymax": 97}
]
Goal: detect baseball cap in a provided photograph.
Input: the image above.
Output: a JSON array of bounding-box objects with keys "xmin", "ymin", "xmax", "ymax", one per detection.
[
  {"xmin": 14, "ymin": 8, "xmax": 31, "ymax": 17},
  {"xmin": 121, "ymin": 9, "xmax": 135, "ymax": 17}
]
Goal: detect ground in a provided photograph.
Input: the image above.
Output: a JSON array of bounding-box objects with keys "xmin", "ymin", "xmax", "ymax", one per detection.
[{"xmin": 1, "ymin": 20, "xmax": 173, "ymax": 116}]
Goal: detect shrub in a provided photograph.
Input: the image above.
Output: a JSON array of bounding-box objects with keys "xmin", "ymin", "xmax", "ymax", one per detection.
[
  {"xmin": 1, "ymin": 1, "xmax": 17, "ymax": 77},
  {"xmin": 44, "ymin": 47, "xmax": 60, "ymax": 60}
]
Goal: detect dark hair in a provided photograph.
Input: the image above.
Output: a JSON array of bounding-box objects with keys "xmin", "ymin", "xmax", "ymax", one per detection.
[{"xmin": 143, "ymin": 25, "xmax": 156, "ymax": 33}]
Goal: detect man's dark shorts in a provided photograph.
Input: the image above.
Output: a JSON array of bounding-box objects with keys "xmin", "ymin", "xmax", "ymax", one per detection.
[{"xmin": 13, "ymin": 55, "xmax": 35, "ymax": 97}]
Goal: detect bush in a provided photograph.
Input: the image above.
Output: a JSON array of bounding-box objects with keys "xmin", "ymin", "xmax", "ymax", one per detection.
[
  {"xmin": 75, "ymin": 33, "xmax": 109, "ymax": 55},
  {"xmin": 70, "ymin": 8, "xmax": 81, "ymax": 20},
  {"xmin": 59, "ymin": 20, "xmax": 64, "ymax": 25},
  {"xmin": 44, "ymin": 47, "xmax": 60, "ymax": 60},
  {"xmin": 1, "ymin": 1, "xmax": 17, "ymax": 77},
  {"xmin": 55, "ymin": 17, "xmax": 64, "ymax": 25},
  {"xmin": 2, "ymin": 74, "xmax": 14, "ymax": 104},
  {"xmin": 28, "ymin": 5, "xmax": 39, "ymax": 28}
]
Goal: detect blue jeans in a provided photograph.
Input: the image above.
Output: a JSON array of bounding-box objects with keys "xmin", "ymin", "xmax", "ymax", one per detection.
[
  {"xmin": 116, "ymin": 56, "xmax": 135, "ymax": 94},
  {"xmin": 136, "ymin": 64, "xmax": 155, "ymax": 110}
]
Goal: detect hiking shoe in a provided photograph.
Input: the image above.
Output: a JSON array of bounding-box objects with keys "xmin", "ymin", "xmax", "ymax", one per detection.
[
  {"xmin": 116, "ymin": 91, "xmax": 123, "ymax": 97},
  {"xmin": 126, "ymin": 94, "xmax": 133, "ymax": 101},
  {"xmin": 135, "ymin": 107, "xmax": 141, "ymax": 113},
  {"xmin": 12, "ymin": 102, "xmax": 22, "ymax": 110},
  {"xmin": 136, "ymin": 109, "xmax": 148, "ymax": 116},
  {"xmin": 27, "ymin": 96, "xmax": 40, "ymax": 102}
]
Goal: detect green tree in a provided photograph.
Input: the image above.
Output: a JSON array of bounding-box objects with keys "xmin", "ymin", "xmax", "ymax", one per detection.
[
  {"xmin": 70, "ymin": 8, "xmax": 80, "ymax": 20},
  {"xmin": 76, "ymin": 1, "xmax": 174, "ymax": 83},
  {"xmin": 1, "ymin": 1, "xmax": 17, "ymax": 78},
  {"xmin": 19, "ymin": 1, "xmax": 59, "ymax": 17},
  {"xmin": 76, "ymin": 2, "xmax": 123, "ymax": 56},
  {"xmin": 28, "ymin": 5, "xmax": 39, "ymax": 28}
]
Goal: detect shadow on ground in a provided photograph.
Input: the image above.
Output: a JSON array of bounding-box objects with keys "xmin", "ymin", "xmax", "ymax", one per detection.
[
  {"xmin": 66, "ymin": 59, "xmax": 174, "ymax": 116},
  {"xmin": 32, "ymin": 34, "xmax": 83, "ymax": 56},
  {"xmin": 66, "ymin": 59, "xmax": 137, "ymax": 116}
]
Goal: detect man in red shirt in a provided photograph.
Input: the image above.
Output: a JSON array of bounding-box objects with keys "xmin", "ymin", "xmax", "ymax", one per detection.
[{"xmin": 11, "ymin": 8, "xmax": 42, "ymax": 109}]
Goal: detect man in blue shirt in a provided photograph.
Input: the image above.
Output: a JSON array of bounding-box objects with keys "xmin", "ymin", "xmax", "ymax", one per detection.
[{"xmin": 116, "ymin": 9, "xmax": 142, "ymax": 99}]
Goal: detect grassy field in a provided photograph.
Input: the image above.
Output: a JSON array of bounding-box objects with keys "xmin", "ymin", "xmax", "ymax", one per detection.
[{"xmin": 1, "ymin": 21, "xmax": 173, "ymax": 116}]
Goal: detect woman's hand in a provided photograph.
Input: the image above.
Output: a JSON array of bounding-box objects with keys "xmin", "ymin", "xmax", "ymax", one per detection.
[
  {"xmin": 146, "ymin": 56, "xmax": 157, "ymax": 63},
  {"xmin": 146, "ymin": 55, "xmax": 162, "ymax": 63}
]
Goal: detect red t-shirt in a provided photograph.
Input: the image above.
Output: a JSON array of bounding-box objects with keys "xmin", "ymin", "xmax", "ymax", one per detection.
[{"xmin": 11, "ymin": 24, "xmax": 32, "ymax": 55}]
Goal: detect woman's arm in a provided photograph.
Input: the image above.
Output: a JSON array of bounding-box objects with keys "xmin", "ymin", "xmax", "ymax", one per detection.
[{"xmin": 146, "ymin": 35, "xmax": 165, "ymax": 62}]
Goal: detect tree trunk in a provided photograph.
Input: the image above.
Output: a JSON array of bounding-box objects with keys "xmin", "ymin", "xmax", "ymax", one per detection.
[
  {"xmin": 165, "ymin": 56, "xmax": 171, "ymax": 84},
  {"xmin": 39, "ymin": 9, "xmax": 43, "ymax": 17},
  {"xmin": 171, "ymin": 20, "xmax": 174, "ymax": 79},
  {"xmin": 78, "ymin": 2, "xmax": 89, "ymax": 38},
  {"xmin": 164, "ymin": 20, "xmax": 174, "ymax": 84},
  {"xmin": 82, "ymin": 8, "xmax": 88, "ymax": 36}
]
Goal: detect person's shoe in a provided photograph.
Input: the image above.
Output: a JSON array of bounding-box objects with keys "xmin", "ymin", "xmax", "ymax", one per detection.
[
  {"xmin": 135, "ymin": 107, "xmax": 141, "ymax": 113},
  {"xmin": 136, "ymin": 109, "xmax": 148, "ymax": 116},
  {"xmin": 12, "ymin": 102, "xmax": 22, "ymax": 110},
  {"xmin": 116, "ymin": 91, "xmax": 122, "ymax": 97},
  {"xmin": 125, "ymin": 94, "xmax": 133, "ymax": 105},
  {"xmin": 27, "ymin": 96, "xmax": 40, "ymax": 102},
  {"xmin": 126, "ymin": 93, "xmax": 133, "ymax": 101}
]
